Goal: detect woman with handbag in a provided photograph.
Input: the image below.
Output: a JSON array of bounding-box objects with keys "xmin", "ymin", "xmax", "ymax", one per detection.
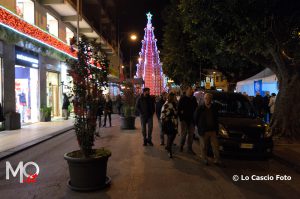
[{"xmin": 160, "ymin": 92, "xmax": 178, "ymax": 158}]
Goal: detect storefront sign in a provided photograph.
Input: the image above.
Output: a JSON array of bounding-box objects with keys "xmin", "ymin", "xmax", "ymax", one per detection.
[{"xmin": 15, "ymin": 47, "xmax": 39, "ymax": 68}]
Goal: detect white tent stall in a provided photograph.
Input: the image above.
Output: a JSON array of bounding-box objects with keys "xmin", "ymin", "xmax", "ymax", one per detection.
[{"xmin": 236, "ymin": 68, "xmax": 278, "ymax": 96}]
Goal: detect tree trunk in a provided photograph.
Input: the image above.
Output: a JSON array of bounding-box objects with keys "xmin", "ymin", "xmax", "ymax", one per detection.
[{"xmin": 271, "ymin": 70, "xmax": 300, "ymax": 138}]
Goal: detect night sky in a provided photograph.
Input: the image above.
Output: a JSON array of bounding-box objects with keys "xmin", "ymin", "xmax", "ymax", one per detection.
[{"xmin": 117, "ymin": 0, "xmax": 170, "ymax": 65}]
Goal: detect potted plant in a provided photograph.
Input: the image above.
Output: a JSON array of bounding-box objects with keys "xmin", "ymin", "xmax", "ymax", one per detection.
[
  {"xmin": 40, "ymin": 106, "xmax": 52, "ymax": 122},
  {"xmin": 64, "ymin": 36, "xmax": 111, "ymax": 191},
  {"xmin": 120, "ymin": 81, "xmax": 136, "ymax": 129}
]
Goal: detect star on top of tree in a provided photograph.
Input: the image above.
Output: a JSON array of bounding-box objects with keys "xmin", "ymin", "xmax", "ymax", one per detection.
[{"xmin": 146, "ymin": 12, "xmax": 153, "ymax": 22}]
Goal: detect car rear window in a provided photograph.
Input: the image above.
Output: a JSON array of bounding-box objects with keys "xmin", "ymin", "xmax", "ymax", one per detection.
[{"xmin": 213, "ymin": 94, "xmax": 256, "ymax": 118}]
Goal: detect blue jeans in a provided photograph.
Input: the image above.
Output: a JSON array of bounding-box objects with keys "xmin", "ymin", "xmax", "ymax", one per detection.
[{"xmin": 140, "ymin": 117, "xmax": 153, "ymax": 142}]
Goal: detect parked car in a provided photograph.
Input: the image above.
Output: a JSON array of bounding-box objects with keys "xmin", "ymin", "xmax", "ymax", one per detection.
[{"xmin": 202, "ymin": 91, "xmax": 273, "ymax": 157}]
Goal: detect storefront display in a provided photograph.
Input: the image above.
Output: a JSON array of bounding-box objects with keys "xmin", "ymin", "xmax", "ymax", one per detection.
[{"xmin": 15, "ymin": 47, "xmax": 39, "ymax": 124}]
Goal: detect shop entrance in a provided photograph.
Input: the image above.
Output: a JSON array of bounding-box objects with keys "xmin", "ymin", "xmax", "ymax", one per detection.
[
  {"xmin": 15, "ymin": 66, "xmax": 39, "ymax": 124},
  {"xmin": 46, "ymin": 72, "xmax": 60, "ymax": 117}
]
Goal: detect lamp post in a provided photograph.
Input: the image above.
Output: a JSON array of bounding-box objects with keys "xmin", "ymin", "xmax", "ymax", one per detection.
[
  {"xmin": 129, "ymin": 34, "xmax": 137, "ymax": 80},
  {"xmin": 117, "ymin": 33, "xmax": 137, "ymax": 81}
]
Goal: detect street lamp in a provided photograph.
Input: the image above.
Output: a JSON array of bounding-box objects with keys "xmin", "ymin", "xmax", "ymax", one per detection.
[
  {"xmin": 117, "ymin": 33, "xmax": 138, "ymax": 81},
  {"xmin": 129, "ymin": 34, "xmax": 137, "ymax": 81},
  {"xmin": 130, "ymin": 34, "xmax": 137, "ymax": 41}
]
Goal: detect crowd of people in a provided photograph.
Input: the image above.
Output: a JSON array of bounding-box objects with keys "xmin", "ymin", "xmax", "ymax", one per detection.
[
  {"xmin": 63, "ymin": 85, "xmax": 276, "ymax": 163},
  {"xmin": 242, "ymin": 91, "xmax": 277, "ymax": 123},
  {"xmin": 135, "ymin": 87, "xmax": 223, "ymax": 166}
]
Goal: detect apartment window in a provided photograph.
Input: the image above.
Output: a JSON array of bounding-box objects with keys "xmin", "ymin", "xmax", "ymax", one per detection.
[
  {"xmin": 46, "ymin": 13, "xmax": 58, "ymax": 37},
  {"xmin": 66, "ymin": 27, "xmax": 74, "ymax": 45},
  {"xmin": 16, "ymin": 0, "xmax": 35, "ymax": 24}
]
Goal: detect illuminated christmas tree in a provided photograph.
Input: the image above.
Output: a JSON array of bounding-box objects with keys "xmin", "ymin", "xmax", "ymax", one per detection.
[{"xmin": 136, "ymin": 12, "xmax": 164, "ymax": 95}]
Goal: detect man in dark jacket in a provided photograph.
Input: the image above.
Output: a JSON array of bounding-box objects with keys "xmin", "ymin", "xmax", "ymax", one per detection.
[
  {"xmin": 155, "ymin": 92, "xmax": 167, "ymax": 145},
  {"xmin": 194, "ymin": 93, "xmax": 221, "ymax": 166},
  {"xmin": 253, "ymin": 92, "xmax": 264, "ymax": 118},
  {"xmin": 136, "ymin": 88, "xmax": 155, "ymax": 146},
  {"xmin": 178, "ymin": 86, "xmax": 198, "ymax": 154}
]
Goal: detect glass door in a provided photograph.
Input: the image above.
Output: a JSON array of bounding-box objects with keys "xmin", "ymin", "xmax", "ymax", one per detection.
[{"xmin": 46, "ymin": 72, "xmax": 59, "ymax": 117}]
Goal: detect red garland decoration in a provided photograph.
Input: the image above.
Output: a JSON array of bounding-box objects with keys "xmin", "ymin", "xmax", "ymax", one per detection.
[{"xmin": 0, "ymin": 7, "xmax": 77, "ymax": 58}]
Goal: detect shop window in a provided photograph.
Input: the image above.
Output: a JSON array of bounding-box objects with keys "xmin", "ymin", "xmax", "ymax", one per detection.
[
  {"xmin": 46, "ymin": 13, "xmax": 58, "ymax": 37},
  {"xmin": 66, "ymin": 27, "xmax": 74, "ymax": 45},
  {"xmin": 16, "ymin": 0, "xmax": 35, "ymax": 24},
  {"xmin": 15, "ymin": 66, "xmax": 39, "ymax": 124}
]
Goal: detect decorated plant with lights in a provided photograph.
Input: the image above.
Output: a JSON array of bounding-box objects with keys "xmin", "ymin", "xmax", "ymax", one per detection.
[
  {"xmin": 121, "ymin": 81, "xmax": 135, "ymax": 117},
  {"xmin": 67, "ymin": 36, "xmax": 110, "ymax": 157}
]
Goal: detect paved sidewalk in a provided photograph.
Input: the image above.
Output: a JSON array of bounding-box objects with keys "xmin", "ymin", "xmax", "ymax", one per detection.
[
  {"xmin": 0, "ymin": 118, "xmax": 74, "ymax": 160},
  {"xmin": 273, "ymin": 137, "xmax": 300, "ymax": 173}
]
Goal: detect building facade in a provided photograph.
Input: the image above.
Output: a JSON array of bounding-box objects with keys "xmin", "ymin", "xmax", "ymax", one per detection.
[
  {"xmin": 201, "ymin": 69, "xmax": 229, "ymax": 91},
  {"xmin": 0, "ymin": 0, "xmax": 116, "ymax": 129}
]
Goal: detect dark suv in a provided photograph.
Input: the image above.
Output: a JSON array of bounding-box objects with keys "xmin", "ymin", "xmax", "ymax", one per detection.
[{"xmin": 203, "ymin": 91, "xmax": 273, "ymax": 156}]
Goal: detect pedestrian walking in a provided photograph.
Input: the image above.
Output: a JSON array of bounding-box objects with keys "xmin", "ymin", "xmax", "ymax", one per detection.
[
  {"xmin": 62, "ymin": 93, "xmax": 70, "ymax": 120},
  {"xmin": 103, "ymin": 95, "xmax": 113, "ymax": 127},
  {"xmin": 194, "ymin": 93, "xmax": 223, "ymax": 166},
  {"xmin": 136, "ymin": 87, "xmax": 155, "ymax": 146},
  {"xmin": 96, "ymin": 93, "xmax": 105, "ymax": 133},
  {"xmin": 178, "ymin": 86, "xmax": 198, "ymax": 154},
  {"xmin": 161, "ymin": 92, "xmax": 178, "ymax": 158},
  {"xmin": 156, "ymin": 92, "xmax": 167, "ymax": 145},
  {"xmin": 269, "ymin": 93, "xmax": 276, "ymax": 121}
]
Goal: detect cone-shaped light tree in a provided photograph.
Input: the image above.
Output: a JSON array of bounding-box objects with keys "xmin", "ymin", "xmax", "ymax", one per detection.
[{"xmin": 136, "ymin": 12, "xmax": 165, "ymax": 95}]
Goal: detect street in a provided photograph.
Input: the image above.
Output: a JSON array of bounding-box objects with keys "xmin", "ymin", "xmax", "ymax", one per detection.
[{"xmin": 0, "ymin": 115, "xmax": 299, "ymax": 199}]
